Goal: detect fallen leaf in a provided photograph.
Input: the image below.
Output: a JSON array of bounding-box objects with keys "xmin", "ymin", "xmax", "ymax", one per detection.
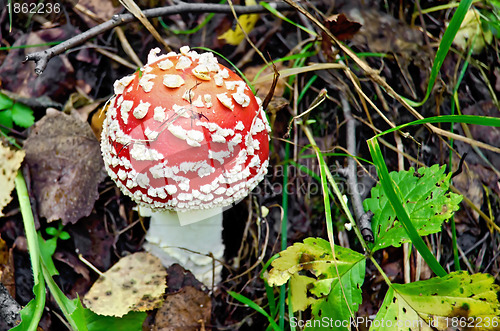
[
  {"xmin": 218, "ymin": 0, "xmax": 259, "ymax": 45},
  {"xmin": 323, "ymin": 13, "xmax": 362, "ymax": 41},
  {"xmin": 453, "ymin": 8, "xmax": 493, "ymax": 53},
  {"xmin": 0, "ymin": 236, "xmax": 16, "ymax": 298},
  {"xmin": 321, "ymin": 13, "xmax": 361, "ymax": 61},
  {"xmin": 0, "ymin": 143, "xmax": 25, "ymax": 217},
  {"xmin": 83, "ymin": 252, "xmax": 167, "ymax": 317},
  {"xmin": 24, "ymin": 110, "xmax": 106, "ymax": 224},
  {"xmin": 154, "ymin": 286, "xmax": 211, "ymax": 331}
]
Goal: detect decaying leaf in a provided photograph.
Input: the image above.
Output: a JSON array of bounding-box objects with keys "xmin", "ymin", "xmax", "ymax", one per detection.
[
  {"xmin": 323, "ymin": 13, "xmax": 362, "ymax": 41},
  {"xmin": 267, "ymin": 237, "xmax": 365, "ymax": 326},
  {"xmin": 83, "ymin": 252, "xmax": 167, "ymax": 317},
  {"xmin": 0, "ymin": 236, "xmax": 16, "ymax": 298},
  {"xmin": 373, "ymin": 271, "xmax": 500, "ymax": 330},
  {"xmin": 453, "ymin": 8, "xmax": 493, "ymax": 53},
  {"xmin": 321, "ymin": 13, "xmax": 361, "ymax": 60},
  {"xmin": 0, "ymin": 144, "xmax": 25, "ymax": 217},
  {"xmin": 218, "ymin": 0, "xmax": 259, "ymax": 45},
  {"xmin": 24, "ymin": 110, "xmax": 106, "ymax": 224},
  {"xmin": 154, "ymin": 286, "xmax": 211, "ymax": 331}
]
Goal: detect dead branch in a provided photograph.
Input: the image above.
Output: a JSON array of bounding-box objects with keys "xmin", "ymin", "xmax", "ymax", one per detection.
[{"xmin": 25, "ymin": 1, "xmax": 295, "ymax": 75}]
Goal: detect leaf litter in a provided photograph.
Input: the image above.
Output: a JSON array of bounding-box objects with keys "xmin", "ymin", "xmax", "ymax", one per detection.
[
  {"xmin": 24, "ymin": 110, "xmax": 106, "ymax": 224},
  {"xmin": 83, "ymin": 252, "xmax": 167, "ymax": 317}
]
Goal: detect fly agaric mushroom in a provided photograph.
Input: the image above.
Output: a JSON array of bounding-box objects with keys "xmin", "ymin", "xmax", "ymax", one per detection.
[{"xmin": 101, "ymin": 46, "xmax": 271, "ymax": 285}]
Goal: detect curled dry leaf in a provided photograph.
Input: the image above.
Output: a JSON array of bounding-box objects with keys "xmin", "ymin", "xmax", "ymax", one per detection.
[
  {"xmin": 0, "ymin": 144, "xmax": 25, "ymax": 217},
  {"xmin": 83, "ymin": 252, "xmax": 167, "ymax": 317},
  {"xmin": 323, "ymin": 13, "xmax": 362, "ymax": 41},
  {"xmin": 321, "ymin": 13, "xmax": 361, "ymax": 60},
  {"xmin": 24, "ymin": 110, "xmax": 106, "ymax": 224}
]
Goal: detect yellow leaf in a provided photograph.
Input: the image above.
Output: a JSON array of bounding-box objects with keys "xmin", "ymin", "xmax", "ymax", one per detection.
[
  {"xmin": 218, "ymin": 0, "xmax": 259, "ymax": 45},
  {"xmin": 83, "ymin": 252, "xmax": 167, "ymax": 317},
  {"xmin": 453, "ymin": 8, "xmax": 493, "ymax": 53},
  {"xmin": 0, "ymin": 144, "xmax": 24, "ymax": 217}
]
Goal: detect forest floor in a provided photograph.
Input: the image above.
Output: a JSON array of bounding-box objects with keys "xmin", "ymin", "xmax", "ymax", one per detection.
[{"xmin": 0, "ymin": 0, "xmax": 499, "ymax": 330}]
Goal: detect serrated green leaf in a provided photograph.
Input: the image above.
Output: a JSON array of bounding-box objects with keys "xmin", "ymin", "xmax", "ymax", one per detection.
[
  {"xmin": 372, "ymin": 271, "xmax": 500, "ymax": 330},
  {"xmin": 12, "ymin": 102, "xmax": 35, "ymax": 128},
  {"xmin": 0, "ymin": 93, "xmax": 13, "ymax": 110},
  {"xmin": 364, "ymin": 164, "xmax": 462, "ymax": 251},
  {"xmin": 267, "ymin": 238, "xmax": 365, "ymax": 330}
]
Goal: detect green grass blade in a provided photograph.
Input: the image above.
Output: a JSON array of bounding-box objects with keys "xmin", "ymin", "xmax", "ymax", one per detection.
[
  {"xmin": 0, "ymin": 41, "xmax": 62, "ymax": 51},
  {"xmin": 279, "ymin": 141, "xmax": 290, "ymax": 330},
  {"xmin": 228, "ymin": 291, "xmax": 281, "ymax": 331},
  {"xmin": 374, "ymin": 115, "xmax": 500, "ymax": 139},
  {"xmin": 259, "ymin": 1, "xmax": 317, "ymax": 36},
  {"xmin": 404, "ymin": 0, "xmax": 474, "ymax": 107},
  {"xmin": 367, "ymin": 138, "xmax": 447, "ymax": 277}
]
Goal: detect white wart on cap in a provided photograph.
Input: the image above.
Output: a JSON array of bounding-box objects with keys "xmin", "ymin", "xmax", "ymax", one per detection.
[{"xmin": 101, "ymin": 47, "xmax": 271, "ymax": 211}]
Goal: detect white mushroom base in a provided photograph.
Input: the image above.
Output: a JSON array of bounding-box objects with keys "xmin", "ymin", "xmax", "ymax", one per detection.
[{"xmin": 140, "ymin": 206, "xmax": 224, "ymax": 287}]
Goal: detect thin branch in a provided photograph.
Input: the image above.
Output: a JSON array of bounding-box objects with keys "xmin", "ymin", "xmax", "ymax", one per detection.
[
  {"xmin": 25, "ymin": 1, "xmax": 295, "ymax": 75},
  {"xmin": 340, "ymin": 95, "xmax": 374, "ymax": 242}
]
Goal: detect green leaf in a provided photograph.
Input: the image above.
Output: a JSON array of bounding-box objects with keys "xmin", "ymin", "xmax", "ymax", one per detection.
[
  {"xmin": 373, "ymin": 271, "xmax": 500, "ymax": 330},
  {"xmin": 85, "ymin": 310, "xmax": 147, "ymax": 331},
  {"xmin": 0, "ymin": 109, "xmax": 13, "ymax": 130},
  {"xmin": 11, "ymin": 102, "xmax": 35, "ymax": 128},
  {"xmin": 59, "ymin": 231, "xmax": 71, "ymax": 240},
  {"xmin": 364, "ymin": 164, "xmax": 462, "ymax": 251},
  {"xmin": 404, "ymin": 0, "xmax": 474, "ymax": 107},
  {"xmin": 267, "ymin": 238, "xmax": 365, "ymax": 330},
  {"xmin": 228, "ymin": 291, "xmax": 281, "ymax": 331},
  {"xmin": 0, "ymin": 93, "xmax": 13, "ymax": 110},
  {"xmin": 38, "ymin": 233, "xmax": 59, "ymax": 276},
  {"xmin": 10, "ymin": 281, "xmax": 46, "ymax": 331},
  {"xmin": 41, "ymin": 261, "xmax": 89, "ymax": 331},
  {"xmin": 45, "ymin": 227, "xmax": 58, "ymax": 236}
]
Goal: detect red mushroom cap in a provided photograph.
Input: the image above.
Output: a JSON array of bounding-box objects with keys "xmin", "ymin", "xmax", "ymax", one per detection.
[{"xmin": 101, "ymin": 47, "xmax": 271, "ymax": 211}]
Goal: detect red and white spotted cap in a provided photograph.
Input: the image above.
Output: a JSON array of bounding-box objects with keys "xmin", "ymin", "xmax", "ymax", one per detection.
[{"xmin": 101, "ymin": 46, "xmax": 271, "ymax": 211}]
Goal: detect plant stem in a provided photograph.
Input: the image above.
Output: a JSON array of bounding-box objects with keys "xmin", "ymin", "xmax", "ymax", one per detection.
[{"xmin": 14, "ymin": 170, "xmax": 46, "ymax": 331}]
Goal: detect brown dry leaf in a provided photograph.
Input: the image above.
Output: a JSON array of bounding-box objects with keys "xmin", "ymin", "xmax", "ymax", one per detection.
[
  {"xmin": 24, "ymin": 110, "xmax": 106, "ymax": 224},
  {"xmin": 0, "ymin": 144, "xmax": 25, "ymax": 217},
  {"xmin": 321, "ymin": 13, "xmax": 361, "ymax": 61},
  {"xmin": 323, "ymin": 13, "xmax": 362, "ymax": 41},
  {"xmin": 83, "ymin": 252, "xmax": 167, "ymax": 317},
  {"xmin": 0, "ymin": 236, "xmax": 15, "ymax": 298},
  {"xmin": 154, "ymin": 286, "xmax": 211, "ymax": 331}
]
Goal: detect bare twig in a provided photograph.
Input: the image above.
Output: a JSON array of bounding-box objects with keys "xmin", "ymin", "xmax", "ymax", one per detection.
[
  {"xmin": 25, "ymin": 1, "xmax": 295, "ymax": 75},
  {"xmin": 340, "ymin": 95, "xmax": 374, "ymax": 242}
]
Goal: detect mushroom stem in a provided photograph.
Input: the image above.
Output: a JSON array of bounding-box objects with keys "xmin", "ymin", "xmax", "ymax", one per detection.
[{"xmin": 140, "ymin": 207, "xmax": 224, "ymax": 287}]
